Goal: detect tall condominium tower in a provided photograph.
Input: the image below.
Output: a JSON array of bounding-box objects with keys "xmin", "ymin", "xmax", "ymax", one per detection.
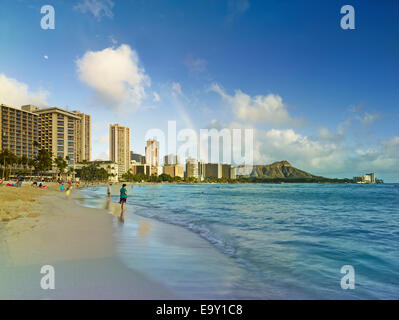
[
  {"xmin": 73, "ymin": 111, "xmax": 91, "ymax": 163},
  {"xmin": 145, "ymin": 139, "xmax": 160, "ymax": 167},
  {"xmin": 109, "ymin": 124, "xmax": 131, "ymax": 174},
  {"xmin": 164, "ymin": 154, "xmax": 180, "ymax": 166},
  {"xmin": 0, "ymin": 104, "xmax": 39, "ymax": 159},
  {"xmin": 34, "ymin": 107, "xmax": 81, "ymax": 166}
]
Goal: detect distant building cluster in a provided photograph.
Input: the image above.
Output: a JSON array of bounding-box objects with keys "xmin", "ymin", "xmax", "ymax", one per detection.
[
  {"xmin": 108, "ymin": 124, "xmax": 237, "ymax": 182},
  {"xmin": 353, "ymin": 173, "xmax": 378, "ymax": 184},
  {"xmin": 185, "ymin": 158, "xmax": 235, "ymax": 181},
  {"xmin": 0, "ymin": 103, "xmax": 237, "ymax": 182}
]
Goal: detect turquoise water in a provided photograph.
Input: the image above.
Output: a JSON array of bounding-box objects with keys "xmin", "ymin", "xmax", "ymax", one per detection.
[{"xmin": 83, "ymin": 183, "xmax": 399, "ymax": 299}]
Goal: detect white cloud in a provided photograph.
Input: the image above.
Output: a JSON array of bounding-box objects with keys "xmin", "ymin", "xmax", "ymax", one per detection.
[
  {"xmin": 356, "ymin": 112, "xmax": 380, "ymax": 125},
  {"xmin": 0, "ymin": 74, "xmax": 49, "ymax": 107},
  {"xmin": 210, "ymin": 83, "xmax": 304, "ymax": 127},
  {"xmin": 44, "ymin": 55, "xmax": 49, "ymax": 60},
  {"xmin": 153, "ymin": 92, "xmax": 161, "ymax": 102},
  {"xmin": 74, "ymin": 0, "xmax": 114, "ymax": 20},
  {"xmin": 253, "ymin": 128, "xmax": 342, "ymax": 171},
  {"xmin": 203, "ymin": 115, "xmax": 399, "ymax": 180},
  {"xmin": 171, "ymin": 82, "xmax": 183, "ymax": 97},
  {"xmin": 254, "ymin": 128, "xmax": 399, "ymax": 179},
  {"xmin": 319, "ymin": 127, "xmax": 344, "ymax": 143},
  {"xmin": 76, "ymin": 44, "xmax": 151, "ymax": 112},
  {"xmin": 205, "ymin": 83, "xmax": 397, "ymax": 180}
]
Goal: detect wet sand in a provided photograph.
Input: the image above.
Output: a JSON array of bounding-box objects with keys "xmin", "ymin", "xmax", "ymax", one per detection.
[
  {"xmin": 1, "ymin": 184, "xmax": 258, "ymax": 299},
  {"xmin": 0, "ymin": 184, "xmax": 176, "ymax": 299}
]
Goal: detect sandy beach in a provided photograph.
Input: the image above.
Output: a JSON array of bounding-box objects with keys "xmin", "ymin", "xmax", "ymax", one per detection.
[
  {"xmin": 0, "ymin": 184, "xmax": 177, "ymax": 299},
  {"xmin": 0, "ymin": 183, "xmax": 252, "ymax": 299}
]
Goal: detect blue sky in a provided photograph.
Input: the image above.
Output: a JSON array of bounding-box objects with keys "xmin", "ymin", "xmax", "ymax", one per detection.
[{"xmin": 0, "ymin": 0, "xmax": 398, "ymax": 181}]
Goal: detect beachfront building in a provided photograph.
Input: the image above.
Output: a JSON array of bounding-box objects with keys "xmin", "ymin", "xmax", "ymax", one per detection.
[
  {"xmin": 185, "ymin": 158, "xmax": 205, "ymax": 181},
  {"xmin": 221, "ymin": 164, "xmax": 236, "ymax": 179},
  {"xmin": 163, "ymin": 164, "xmax": 184, "ymax": 178},
  {"xmin": 75, "ymin": 160, "xmax": 119, "ymax": 182},
  {"xmin": 353, "ymin": 173, "xmax": 376, "ymax": 184},
  {"xmin": 204, "ymin": 163, "xmax": 223, "ymax": 179},
  {"xmin": 0, "ymin": 104, "xmax": 39, "ymax": 159},
  {"xmin": 110, "ymin": 124, "xmax": 131, "ymax": 175},
  {"xmin": 153, "ymin": 166, "xmax": 163, "ymax": 176},
  {"xmin": 145, "ymin": 139, "xmax": 160, "ymax": 166},
  {"xmin": 73, "ymin": 111, "xmax": 91, "ymax": 163},
  {"xmin": 163, "ymin": 154, "xmax": 183, "ymax": 178},
  {"xmin": 130, "ymin": 163, "xmax": 151, "ymax": 176},
  {"xmin": 185, "ymin": 157, "xmax": 198, "ymax": 179},
  {"xmin": 145, "ymin": 139, "xmax": 160, "ymax": 175},
  {"xmin": 33, "ymin": 107, "xmax": 81, "ymax": 167},
  {"xmin": 130, "ymin": 151, "xmax": 145, "ymax": 164},
  {"xmin": 164, "ymin": 154, "xmax": 180, "ymax": 166}
]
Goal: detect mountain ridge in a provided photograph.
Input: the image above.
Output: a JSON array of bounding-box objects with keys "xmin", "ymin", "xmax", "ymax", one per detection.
[{"xmin": 238, "ymin": 160, "xmax": 318, "ymax": 179}]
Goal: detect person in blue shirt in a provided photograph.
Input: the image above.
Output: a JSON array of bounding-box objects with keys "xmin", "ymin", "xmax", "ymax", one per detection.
[{"xmin": 119, "ymin": 184, "xmax": 128, "ymax": 221}]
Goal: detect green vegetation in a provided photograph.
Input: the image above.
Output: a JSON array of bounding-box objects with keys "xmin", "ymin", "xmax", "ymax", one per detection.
[
  {"xmin": 75, "ymin": 163, "xmax": 109, "ymax": 182},
  {"xmin": 121, "ymin": 170, "xmax": 183, "ymax": 183},
  {"xmin": 236, "ymin": 177, "xmax": 354, "ymax": 184},
  {"xmin": 0, "ymin": 152, "xmax": 379, "ymax": 185},
  {"xmin": 53, "ymin": 156, "xmax": 68, "ymax": 180},
  {"xmin": 248, "ymin": 160, "xmax": 314, "ymax": 179},
  {"xmin": 0, "ymin": 149, "xmax": 16, "ymax": 179},
  {"xmin": 34, "ymin": 148, "xmax": 53, "ymax": 179}
]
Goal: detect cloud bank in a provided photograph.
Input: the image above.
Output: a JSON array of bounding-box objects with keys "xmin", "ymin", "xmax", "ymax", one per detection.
[
  {"xmin": 76, "ymin": 44, "xmax": 151, "ymax": 112},
  {"xmin": 210, "ymin": 83, "xmax": 304, "ymax": 127},
  {"xmin": 0, "ymin": 74, "xmax": 49, "ymax": 107},
  {"xmin": 74, "ymin": 0, "xmax": 115, "ymax": 20}
]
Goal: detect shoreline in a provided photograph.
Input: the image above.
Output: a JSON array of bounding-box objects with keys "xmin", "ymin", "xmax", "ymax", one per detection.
[
  {"xmin": 0, "ymin": 185, "xmax": 177, "ymax": 299},
  {"xmin": 0, "ymin": 184, "xmax": 260, "ymax": 299},
  {"xmin": 77, "ymin": 181, "xmax": 384, "ymax": 188}
]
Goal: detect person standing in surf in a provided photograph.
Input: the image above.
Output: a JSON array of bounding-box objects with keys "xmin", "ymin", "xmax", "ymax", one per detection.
[
  {"xmin": 107, "ymin": 183, "xmax": 113, "ymax": 200},
  {"xmin": 119, "ymin": 184, "xmax": 128, "ymax": 221}
]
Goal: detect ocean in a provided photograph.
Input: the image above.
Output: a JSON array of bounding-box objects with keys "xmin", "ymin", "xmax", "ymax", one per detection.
[{"xmin": 81, "ymin": 183, "xmax": 399, "ymax": 299}]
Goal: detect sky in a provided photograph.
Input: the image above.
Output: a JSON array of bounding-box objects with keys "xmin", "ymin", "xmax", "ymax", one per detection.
[{"xmin": 0, "ymin": 0, "xmax": 398, "ymax": 181}]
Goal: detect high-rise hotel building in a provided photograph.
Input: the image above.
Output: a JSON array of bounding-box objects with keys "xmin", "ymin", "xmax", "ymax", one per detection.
[
  {"xmin": 0, "ymin": 104, "xmax": 39, "ymax": 159},
  {"xmin": 34, "ymin": 107, "xmax": 81, "ymax": 166},
  {"xmin": 1, "ymin": 104, "xmax": 91, "ymax": 168},
  {"xmin": 110, "ymin": 124, "xmax": 131, "ymax": 174},
  {"xmin": 145, "ymin": 139, "xmax": 160, "ymax": 167},
  {"xmin": 73, "ymin": 111, "xmax": 91, "ymax": 163}
]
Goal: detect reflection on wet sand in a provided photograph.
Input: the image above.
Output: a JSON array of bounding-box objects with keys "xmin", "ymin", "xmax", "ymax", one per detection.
[{"xmin": 138, "ymin": 220, "xmax": 151, "ymax": 240}]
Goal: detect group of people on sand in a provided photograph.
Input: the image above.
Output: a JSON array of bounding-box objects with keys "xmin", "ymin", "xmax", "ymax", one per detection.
[
  {"xmin": 107, "ymin": 183, "xmax": 128, "ymax": 222},
  {"xmin": 0, "ymin": 176, "xmax": 24, "ymax": 187},
  {"xmin": 32, "ymin": 181, "xmax": 48, "ymax": 189}
]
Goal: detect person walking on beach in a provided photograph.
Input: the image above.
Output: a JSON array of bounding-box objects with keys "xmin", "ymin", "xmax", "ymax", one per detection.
[
  {"xmin": 119, "ymin": 184, "xmax": 128, "ymax": 221},
  {"xmin": 17, "ymin": 176, "xmax": 23, "ymax": 187}
]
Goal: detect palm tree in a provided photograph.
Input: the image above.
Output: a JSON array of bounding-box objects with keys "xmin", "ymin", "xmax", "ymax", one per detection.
[
  {"xmin": 34, "ymin": 148, "xmax": 52, "ymax": 180},
  {"xmin": 0, "ymin": 149, "xmax": 14, "ymax": 179},
  {"xmin": 67, "ymin": 167, "xmax": 75, "ymax": 181},
  {"xmin": 20, "ymin": 155, "xmax": 29, "ymax": 176},
  {"xmin": 54, "ymin": 156, "xmax": 68, "ymax": 181},
  {"xmin": 8, "ymin": 153, "xmax": 18, "ymax": 179},
  {"xmin": 28, "ymin": 159, "xmax": 36, "ymax": 181}
]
